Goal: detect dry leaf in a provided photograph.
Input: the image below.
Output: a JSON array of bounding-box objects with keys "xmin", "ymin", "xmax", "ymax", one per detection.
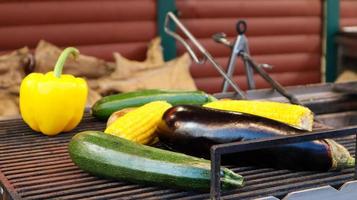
[
  {"xmin": 34, "ymin": 40, "xmax": 115, "ymax": 78},
  {"xmin": 0, "ymin": 47, "xmax": 30, "ymax": 90},
  {"xmin": 110, "ymin": 37, "xmax": 164, "ymax": 79},
  {"xmin": 0, "ymin": 91, "xmax": 19, "ymax": 117},
  {"xmin": 87, "ymin": 89, "xmax": 102, "ymax": 107},
  {"xmin": 98, "ymin": 53, "xmax": 196, "ymax": 94},
  {"xmin": 335, "ymin": 70, "xmax": 357, "ymax": 83}
]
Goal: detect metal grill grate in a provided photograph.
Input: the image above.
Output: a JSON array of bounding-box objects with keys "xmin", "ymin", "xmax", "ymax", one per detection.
[{"xmin": 0, "ymin": 115, "xmax": 355, "ymax": 200}]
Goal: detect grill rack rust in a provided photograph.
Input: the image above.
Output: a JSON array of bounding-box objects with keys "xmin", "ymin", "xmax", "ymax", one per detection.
[{"xmin": 0, "ymin": 115, "xmax": 356, "ymax": 200}]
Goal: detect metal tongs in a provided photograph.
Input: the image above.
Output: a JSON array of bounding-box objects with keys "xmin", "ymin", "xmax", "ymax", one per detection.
[
  {"xmin": 164, "ymin": 12, "xmax": 301, "ymax": 105},
  {"xmin": 164, "ymin": 12, "xmax": 246, "ymax": 99},
  {"xmin": 212, "ymin": 21, "xmax": 258, "ymax": 92}
]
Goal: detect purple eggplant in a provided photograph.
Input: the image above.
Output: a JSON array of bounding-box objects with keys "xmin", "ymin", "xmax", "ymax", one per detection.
[{"xmin": 158, "ymin": 105, "xmax": 354, "ymax": 171}]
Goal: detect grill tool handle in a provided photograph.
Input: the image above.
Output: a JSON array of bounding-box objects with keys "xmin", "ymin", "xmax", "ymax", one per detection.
[
  {"xmin": 236, "ymin": 20, "xmax": 247, "ymax": 34},
  {"xmin": 242, "ymin": 52, "xmax": 302, "ymax": 105},
  {"xmin": 221, "ymin": 20, "xmax": 256, "ymax": 91},
  {"xmin": 212, "ymin": 32, "xmax": 233, "ymax": 48},
  {"xmin": 242, "ymin": 53, "xmax": 324, "ymax": 124},
  {"xmin": 236, "ymin": 20, "xmax": 256, "ymax": 90},
  {"xmin": 164, "ymin": 12, "xmax": 246, "ymax": 99},
  {"xmin": 221, "ymin": 34, "xmax": 241, "ymax": 93}
]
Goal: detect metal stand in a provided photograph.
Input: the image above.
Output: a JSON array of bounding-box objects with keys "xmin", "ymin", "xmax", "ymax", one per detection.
[{"xmin": 213, "ymin": 21, "xmax": 256, "ymax": 92}]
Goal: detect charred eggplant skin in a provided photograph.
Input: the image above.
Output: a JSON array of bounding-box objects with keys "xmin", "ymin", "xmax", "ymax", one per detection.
[{"xmin": 158, "ymin": 105, "xmax": 333, "ymax": 171}]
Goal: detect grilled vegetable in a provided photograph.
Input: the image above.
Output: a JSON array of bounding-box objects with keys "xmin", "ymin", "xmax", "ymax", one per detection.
[
  {"xmin": 106, "ymin": 108, "xmax": 136, "ymax": 127},
  {"xmin": 92, "ymin": 89, "xmax": 217, "ymax": 120},
  {"xmin": 158, "ymin": 105, "xmax": 354, "ymax": 171},
  {"xmin": 204, "ymin": 100, "xmax": 313, "ymax": 131},
  {"xmin": 105, "ymin": 101, "xmax": 171, "ymax": 145},
  {"xmin": 68, "ymin": 131, "xmax": 244, "ymax": 191}
]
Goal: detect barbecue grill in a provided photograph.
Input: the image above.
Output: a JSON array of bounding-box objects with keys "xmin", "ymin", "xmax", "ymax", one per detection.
[{"xmin": 0, "ymin": 82, "xmax": 356, "ymax": 200}]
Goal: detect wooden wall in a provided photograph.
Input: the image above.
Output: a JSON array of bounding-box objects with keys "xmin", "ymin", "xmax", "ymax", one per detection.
[
  {"xmin": 341, "ymin": 0, "xmax": 357, "ymax": 27},
  {"xmin": 177, "ymin": 0, "xmax": 323, "ymax": 93}
]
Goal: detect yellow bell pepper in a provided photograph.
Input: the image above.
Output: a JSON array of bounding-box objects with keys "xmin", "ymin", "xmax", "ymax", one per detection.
[{"xmin": 20, "ymin": 47, "xmax": 88, "ymax": 136}]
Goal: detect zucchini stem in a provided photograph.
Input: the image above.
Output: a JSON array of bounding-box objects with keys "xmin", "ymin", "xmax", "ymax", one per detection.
[
  {"xmin": 54, "ymin": 47, "xmax": 80, "ymax": 78},
  {"xmin": 221, "ymin": 168, "xmax": 244, "ymax": 189},
  {"xmin": 221, "ymin": 177, "xmax": 244, "ymax": 189},
  {"xmin": 207, "ymin": 95, "xmax": 218, "ymax": 102}
]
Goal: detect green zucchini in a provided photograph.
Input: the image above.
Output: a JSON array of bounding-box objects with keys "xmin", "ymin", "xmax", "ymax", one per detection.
[
  {"xmin": 68, "ymin": 131, "xmax": 243, "ymax": 191},
  {"xmin": 91, "ymin": 89, "xmax": 217, "ymax": 120}
]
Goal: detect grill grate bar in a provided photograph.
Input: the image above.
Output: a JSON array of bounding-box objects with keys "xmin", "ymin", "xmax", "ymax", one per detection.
[
  {"xmin": 19, "ymin": 177, "xmax": 111, "ymax": 195},
  {"xmin": 109, "ymin": 189, "xmax": 191, "ymax": 200},
  {"xmin": 3, "ymin": 161, "xmax": 75, "ymax": 175},
  {"xmin": 26, "ymin": 183, "xmax": 130, "ymax": 200},
  {"xmin": 146, "ymin": 191, "xmax": 200, "ymax": 200},
  {"xmin": 0, "ymin": 134, "xmax": 59, "ymax": 142},
  {"xmin": 240, "ymin": 170, "xmax": 352, "ymax": 191},
  {"xmin": 246, "ymin": 171, "xmax": 328, "ymax": 185},
  {"xmin": 23, "ymin": 181, "xmax": 123, "ymax": 200},
  {"xmin": 336, "ymin": 141, "xmax": 355, "ymax": 146},
  {"xmin": 231, "ymin": 168, "xmax": 276, "ymax": 176},
  {"xmin": 12, "ymin": 172, "xmax": 92, "ymax": 187},
  {"xmin": 1, "ymin": 154, "xmax": 69, "ymax": 168},
  {"xmin": 6, "ymin": 166, "xmax": 81, "ymax": 180},
  {"xmin": 0, "ymin": 145, "xmax": 68, "ymax": 158},
  {"xmin": 0, "ymin": 137, "xmax": 71, "ymax": 147},
  {"xmin": 61, "ymin": 185, "xmax": 162, "ymax": 200},
  {"xmin": 0, "ymin": 143, "xmax": 68, "ymax": 154},
  {"xmin": 239, "ymin": 169, "xmax": 305, "ymax": 180},
  {"xmin": 77, "ymin": 186, "xmax": 171, "ymax": 200},
  {"xmin": 11, "ymin": 170, "xmax": 89, "ymax": 184},
  {"xmin": 59, "ymin": 185, "xmax": 151, "ymax": 200},
  {"xmin": 0, "ymin": 151, "xmax": 68, "ymax": 165}
]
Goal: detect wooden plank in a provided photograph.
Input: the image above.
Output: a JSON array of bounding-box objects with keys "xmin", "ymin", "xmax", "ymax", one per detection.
[
  {"xmin": 177, "ymin": 0, "xmax": 321, "ymax": 18},
  {"xmin": 0, "ymin": 0, "xmax": 156, "ymax": 26}
]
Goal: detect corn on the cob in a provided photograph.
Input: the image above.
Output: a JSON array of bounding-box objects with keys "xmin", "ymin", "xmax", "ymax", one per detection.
[
  {"xmin": 104, "ymin": 101, "xmax": 172, "ymax": 144},
  {"xmin": 204, "ymin": 100, "xmax": 313, "ymax": 131},
  {"xmin": 106, "ymin": 108, "xmax": 136, "ymax": 127}
]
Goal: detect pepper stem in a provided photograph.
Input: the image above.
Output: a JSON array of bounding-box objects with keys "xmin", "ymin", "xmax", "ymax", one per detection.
[{"xmin": 53, "ymin": 47, "xmax": 80, "ymax": 78}]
